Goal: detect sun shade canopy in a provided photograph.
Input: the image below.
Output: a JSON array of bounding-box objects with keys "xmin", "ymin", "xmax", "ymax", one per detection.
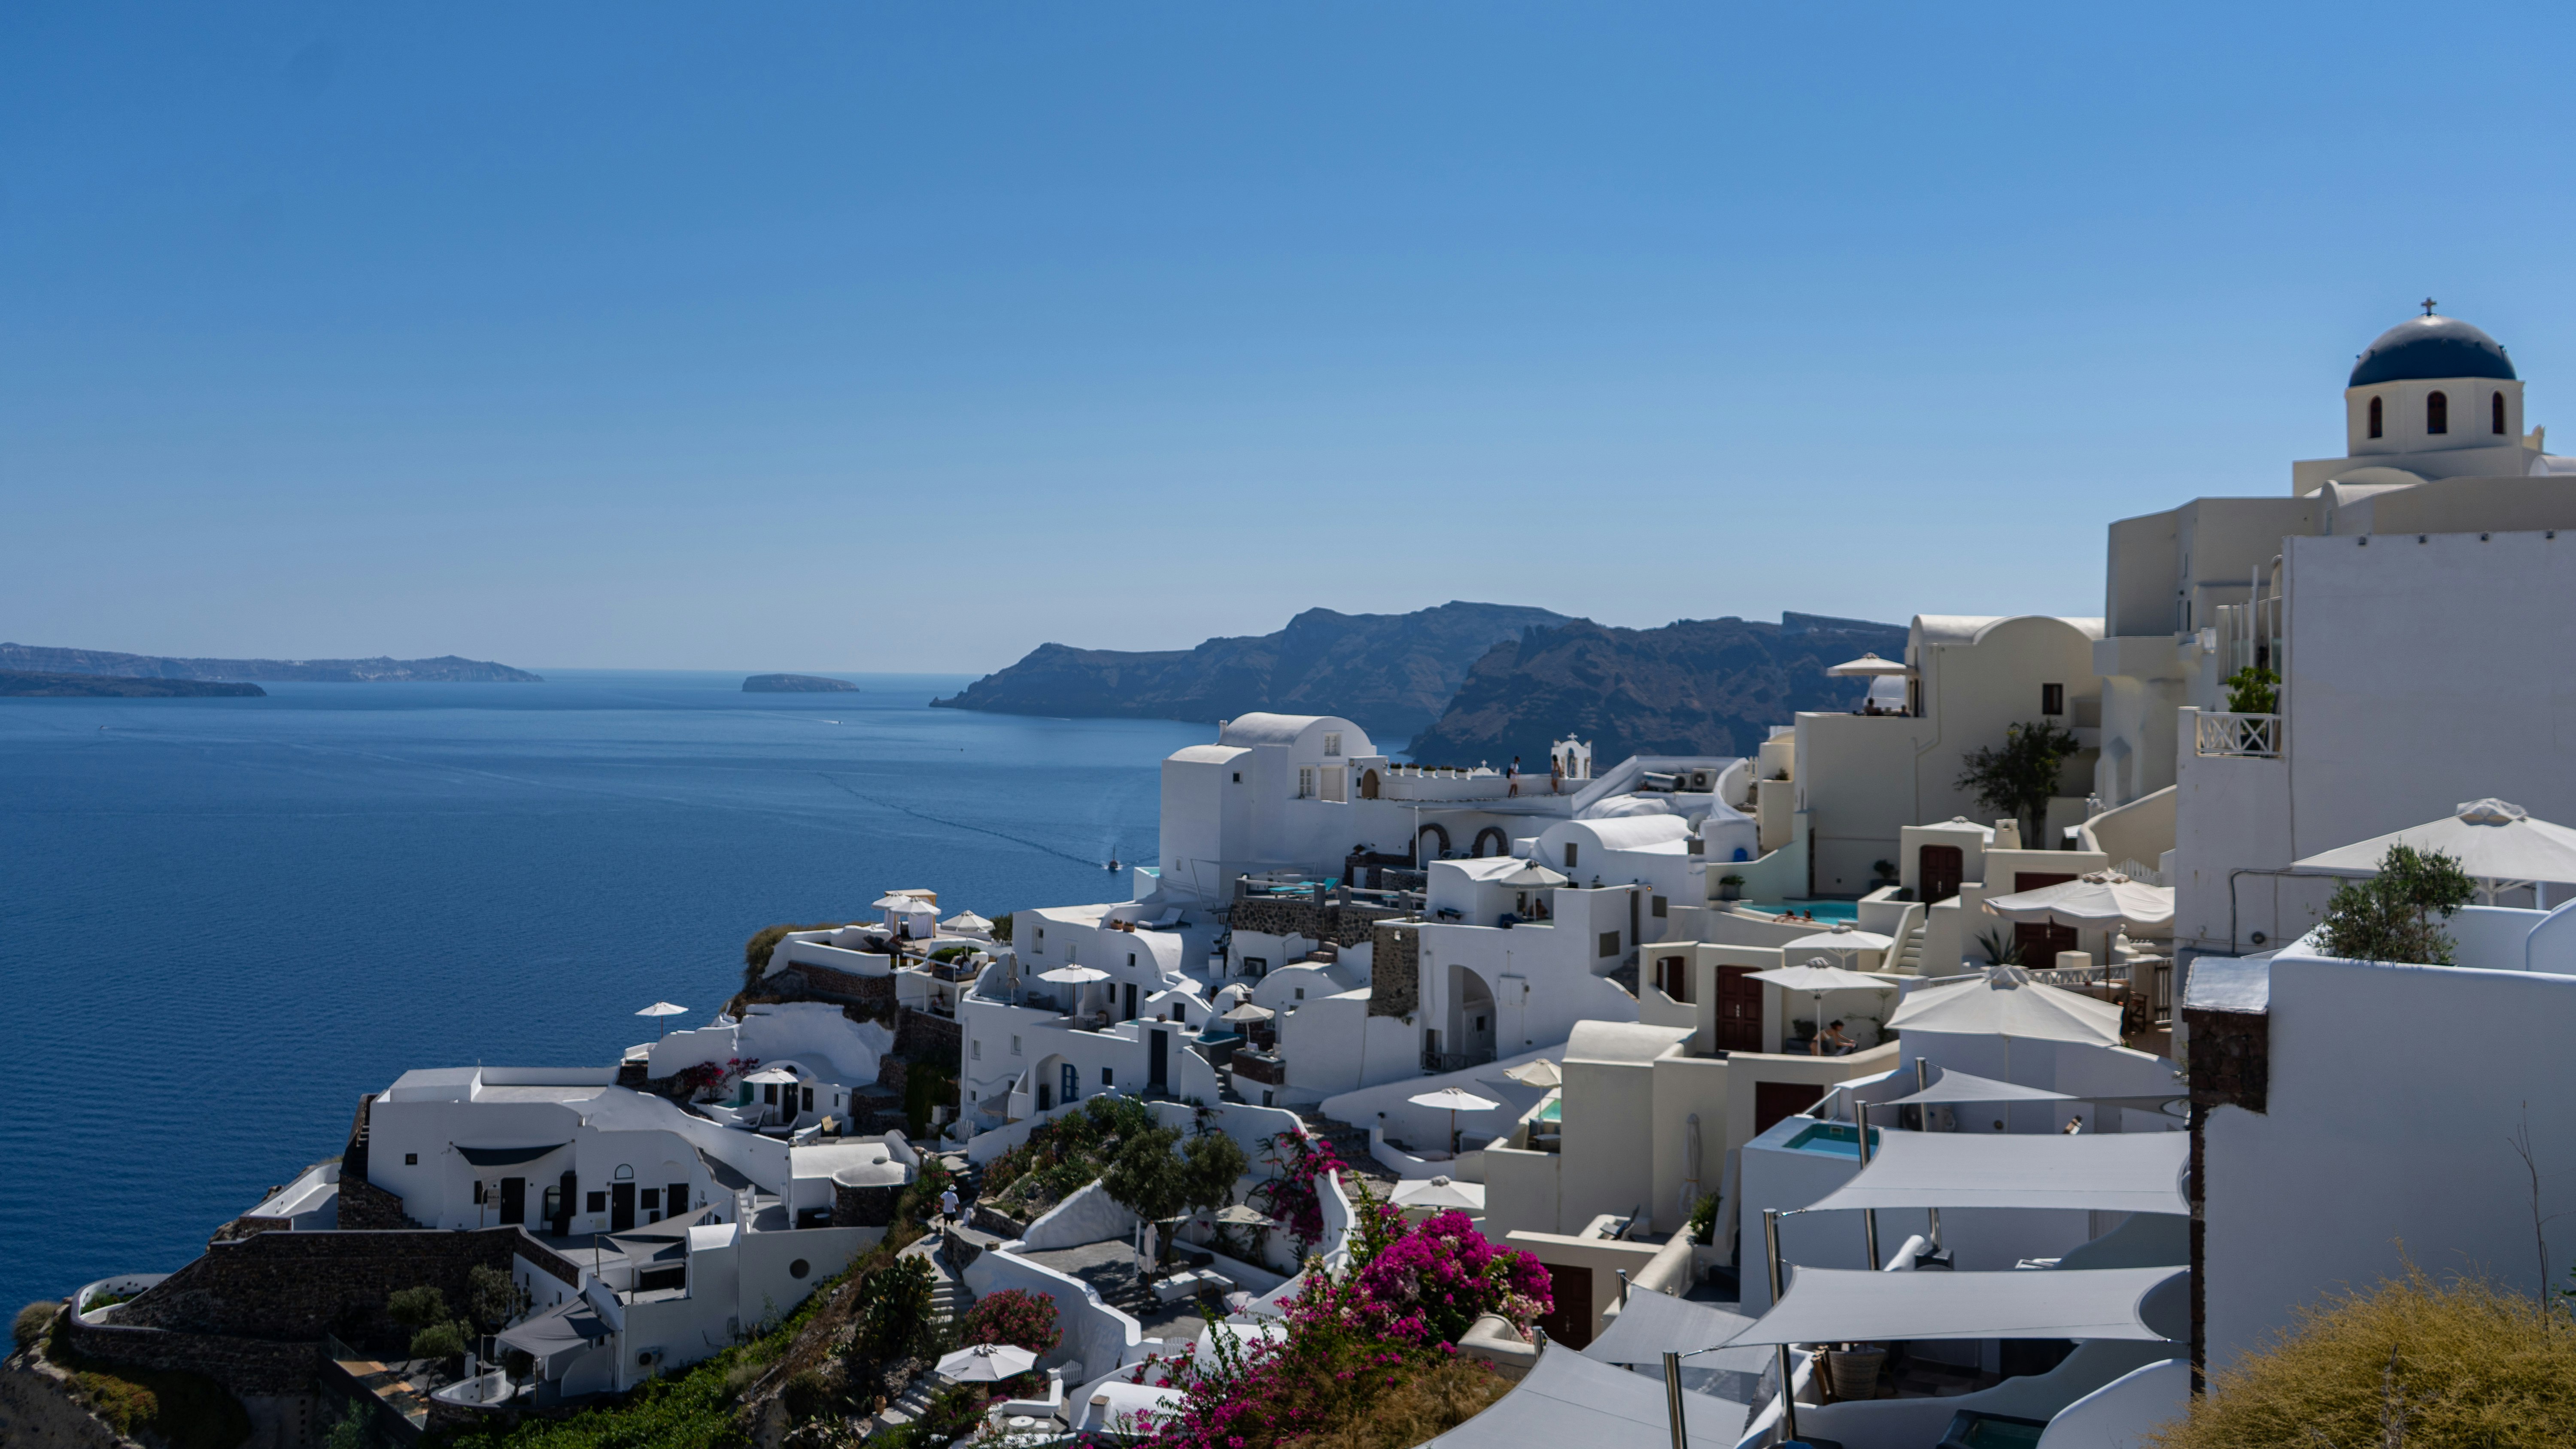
[
  {"xmin": 1982, "ymin": 873, "xmax": 2174, "ymax": 930},
  {"xmin": 1410, "ymin": 1087, "xmax": 1502, "ymax": 1112},
  {"xmin": 1801, "ymin": 1129, "xmax": 2190, "ymax": 1216},
  {"xmin": 1724, "ymin": 1266, "xmax": 2186, "ymax": 1347},
  {"xmin": 1883, "ymin": 1069, "xmax": 2074, "ymax": 1106},
  {"xmin": 1783, "ymin": 928, "xmax": 1896, "ymax": 951},
  {"xmin": 1826, "ymin": 653, "xmax": 1911, "ymax": 677},
  {"xmin": 2293, "ymin": 798, "xmax": 2576, "ymax": 886},
  {"xmin": 1749, "ymin": 964, "xmax": 1891, "ymax": 993},
  {"xmin": 1581, "ymin": 1285, "xmax": 1770, "ymax": 1376},
  {"xmin": 495, "ymin": 1298, "xmax": 614, "ymax": 1359},
  {"xmin": 455, "ymin": 1143, "xmax": 567, "ymax": 1167},
  {"xmin": 1419, "ymin": 1345, "xmax": 1749, "ymax": 1449},
  {"xmin": 1039, "ymin": 965, "xmax": 1111, "ymax": 984},
  {"xmin": 1885, "ymin": 968, "xmax": 2126, "ymax": 1046}
]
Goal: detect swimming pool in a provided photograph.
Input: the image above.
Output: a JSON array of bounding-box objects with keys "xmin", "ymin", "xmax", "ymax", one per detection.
[
  {"xmin": 1740, "ymin": 898, "xmax": 1862, "ymax": 923},
  {"xmin": 1783, "ymin": 1122, "xmax": 1881, "ymax": 1158}
]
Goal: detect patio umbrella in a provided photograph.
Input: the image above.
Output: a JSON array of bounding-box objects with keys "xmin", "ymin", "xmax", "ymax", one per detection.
[
  {"xmin": 1887, "ymin": 966, "xmax": 2125, "ymax": 1084},
  {"xmin": 1782, "ymin": 924, "xmax": 1896, "ymax": 965},
  {"xmin": 937, "ymin": 1343, "xmax": 1039, "ymax": 1382},
  {"xmin": 942, "ymin": 910, "xmax": 994, "ymax": 935},
  {"xmin": 636, "ymin": 1001, "xmax": 688, "ymax": 1038},
  {"xmin": 1826, "ymin": 652, "xmax": 1911, "ymax": 677},
  {"xmin": 1211, "ymin": 1203, "xmax": 1280, "ymax": 1229},
  {"xmin": 1393, "ymin": 1175, "xmax": 1485, "ymax": 1212},
  {"xmin": 1221, "ymin": 1002, "xmax": 1276, "ymax": 1024},
  {"xmin": 1039, "ymin": 965, "xmax": 1111, "ymax": 984},
  {"xmin": 1749, "ymin": 962, "xmax": 1892, "ymax": 1053},
  {"xmin": 2293, "ymin": 798, "xmax": 2576, "ymax": 905},
  {"xmin": 1504, "ymin": 1058, "xmax": 1563, "ymax": 1089},
  {"xmin": 1410, "ymin": 1087, "xmax": 1502, "ymax": 1155},
  {"xmin": 874, "ymin": 893, "xmax": 932, "ymax": 910},
  {"xmin": 1982, "ymin": 872, "xmax": 2174, "ymax": 932},
  {"xmin": 742, "ymin": 1066, "xmax": 799, "ymax": 1085},
  {"xmin": 1495, "ymin": 861, "xmax": 1571, "ymax": 888}
]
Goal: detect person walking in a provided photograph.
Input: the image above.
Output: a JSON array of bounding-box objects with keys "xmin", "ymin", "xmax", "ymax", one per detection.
[
  {"xmin": 938, "ymin": 1184, "xmax": 960, "ymax": 1228},
  {"xmin": 1508, "ymin": 755, "xmax": 1522, "ymax": 798}
]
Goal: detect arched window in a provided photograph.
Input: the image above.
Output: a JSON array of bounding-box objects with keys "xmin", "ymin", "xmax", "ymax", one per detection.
[
  {"xmin": 2427, "ymin": 391, "xmax": 2448, "ymax": 435},
  {"xmin": 2367, "ymin": 395, "xmax": 2382, "ymax": 439},
  {"xmin": 2494, "ymin": 392, "xmax": 2507, "ymax": 435}
]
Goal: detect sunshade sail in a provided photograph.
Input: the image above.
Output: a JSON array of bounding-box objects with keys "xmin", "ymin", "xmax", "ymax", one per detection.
[
  {"xmin": 1800, "ymin": 1129, "xmax": 2190, "ymax": 1216},
  {"xmin": 1582, "ymin": 1285, "xmax": 1769, "ymax": 1376},
  {"xmin": 1039, "ymin": 965, "xmax": 1111, "ymax": 984},
  {"xmin": 1885, "ymin": 968, "xmax": 2125, "ymax": 1046},
  {"xmin": 1419, "ymin": 1345, "xmax": 1750, "ymax": 1449},
  {"xmin": 495, "ymin": 1298, "xmax": 613, "ymax": 1359},
  {"xmin": 1983, "ymin": 873, "xmax": 2174, "ymax": 930},
  {"xmin": 2293, "ymin": 798, "xmax": 2576, "ymax": 886},
  {"xmin": 1882, "ymin": 1069, "xmax": 2073, "ymax": 1107},
  {"xmin": 1722, "ymin": 1266, "xmax": 2186, "ymax": 1346},
  {"xmin": 1826, "ymin": 652, "xmax": 1911, "ymax": 677},
  {"xmin": 1392, "ymin": 1176, "xmax": 1485, "ymax": 1211},
  {"xmin": 456, "ymin": 1143, "xmax": 567, "ymax": 1167},
  {"xmin": 1748, "ymin": 964, "xmax": 1891, "ymax": 993},
  {"xmin": 1209, "ymin": 1203, "xmax": 1280, "ymax": 1227}
]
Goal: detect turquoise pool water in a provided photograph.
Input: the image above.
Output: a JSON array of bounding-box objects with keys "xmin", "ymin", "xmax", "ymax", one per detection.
[
  {"xmin": 1784, "ymin": 1122, "xmax": 1881, "ymax": 1158},
  {"xmin": 1536, "ymin": 1098, "xmax": 1562, "ymax": 1123},
  {"xmin": 1742, "ymin": 898, "xmax": 1862, "ymax": 923}
]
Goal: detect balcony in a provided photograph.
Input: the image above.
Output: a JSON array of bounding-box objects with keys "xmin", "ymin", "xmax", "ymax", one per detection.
[
  {"xmin": 1232, "ymin": 1048, "xmax": 1287, "ymax": 1086},
  {"xmin": 2195, "ymin": 711, "xmax": 2281, "ymax": 758},
  {"xmin": 1422, "ymin": 1046, "xmax": 1496, "ymax": 1074}
]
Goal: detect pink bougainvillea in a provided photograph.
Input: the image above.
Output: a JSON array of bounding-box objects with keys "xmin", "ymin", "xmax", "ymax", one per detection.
[{"xmin": 1246, "ymin": 1131, "xmax": 1344, "ymax": 1255}]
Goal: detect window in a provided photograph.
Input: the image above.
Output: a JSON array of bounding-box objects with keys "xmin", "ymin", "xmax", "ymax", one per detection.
[
  {"xmin": 2495, "ymin": 392, "xmax": 2508, "ymax": 434},
  {"xmin": 405, "ymin": 1153, "xmax": 418, "ymax": 1166},
  {"xmin": 1564, "ymin": 843, "xmax": 1579, "ymax": 869},
  {"xmin": 1294, "ymin": 987, "xmax": 1305, "ymax": 1000},
  {"xmin": 1599, "ymin": 930, "xmax": 1622, "ymax": 957},
  {"xmin": 2368, "ymin": 395, "xmax": 2382, "ymax": 438},
  {"xmin": 2041, "ymin": 683, "xmax": 2065, "ymax": 716},
  {"xmin": 1324, "ymin": 732, "xmax": 1343, "ymax": 757},
  {"xmin": 801, "ymin": 1086, "xmax": 814, "ymax": 1112},
  {"xmin": 1298, "ymin": 766, "xmax": 1316, "ymax": 799},
  {"xmin": 1323, "ymin": 766, "xmax": 1346, "ymax": 802},
  {"xmin": 641, "ymin": 1188, "xmax": 661, "ymax": 1209},
  {"xmin": 1127, "ymin": 952, "xmax": 1136, "ymax": 967},
  {"xmin": 1232, "ymin": 772, "xmax": 1242, "ymax": 783},
  {"xmin": 1474, "ymin": 1015, "xmax": 1487, "ymax": 1032},
  {"xmin": 2428, "ymin": 390, "xmax": 2448, "ymax": 434},
  {"xmin": 1035, "ymin": 927, "xmax": 1044, "ymax": 943},
  {"xmin": 1652, "ymin": 895, "xmax": 1668, "ymax": 918},
  {"xmin": 973, "ymin": 1039, "xmax": 982, "ymax": 1060},
  {"xmin": 586, "ymin": 1191, "xmax": 608, "ymax": 1213},
  {"xmin": 1010, "ymin": 1035, "xmax": 1022, "ymax": 1055},
  {"xmin": 1101, "ymin": 1066, "xmax": 1114, "ymax": 1086},
  {"xmin": 614, "ymin": 1165, "xmax": 634, "ymax": 1181}
]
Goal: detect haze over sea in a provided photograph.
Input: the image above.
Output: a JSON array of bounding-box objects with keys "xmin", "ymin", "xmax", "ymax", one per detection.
[{"xmin": 0, "ymin": 672, "xmax": 1201, "ymax": 1311}]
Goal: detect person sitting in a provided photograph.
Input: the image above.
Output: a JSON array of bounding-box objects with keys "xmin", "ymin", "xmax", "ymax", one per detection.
[{"xmin": 1812, "ymin": 1020, "xmax": 1856, "ymax": 1057}]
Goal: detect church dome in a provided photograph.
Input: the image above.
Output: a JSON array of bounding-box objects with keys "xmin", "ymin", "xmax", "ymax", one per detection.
[{"xmin": 2349, "ymin": 314, "xmax": 2515, "ymax": 387}]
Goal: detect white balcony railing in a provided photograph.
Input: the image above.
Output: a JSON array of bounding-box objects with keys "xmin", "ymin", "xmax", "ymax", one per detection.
[{"xmin": 2196, "ymin": 711, "xmax": 2281, "ymax": 758}]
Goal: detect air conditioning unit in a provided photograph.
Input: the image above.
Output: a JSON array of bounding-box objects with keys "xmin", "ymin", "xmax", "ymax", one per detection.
[{"xmin": 635, "ymin": 1348, "xmax": 664, "ymax": 1369}]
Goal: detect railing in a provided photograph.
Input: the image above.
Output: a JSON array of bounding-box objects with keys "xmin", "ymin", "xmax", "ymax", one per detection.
[
  {"xmin": 2195, "ymin": 711, "xmax": 2281, "ymax": 758},
  {"xmin": 1421, "ymin": 1047, "xmax": 1496, "ymax": 1074}
]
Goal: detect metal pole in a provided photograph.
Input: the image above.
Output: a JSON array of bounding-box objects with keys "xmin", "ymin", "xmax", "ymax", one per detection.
[
  {"xmin": 1857, "ymin": 1102, "xmax": 1881, "ymax": 1272},
  {"xmin": 1619, "ymin": 1269, "xmax": 1632, "ymax": 1307},
  {"xmin": 1928, "ymin": 1206, "xmax": 1944, "ymax": 1251},
  {"xmin": 1662, "ymin": 1351, "xmax": 1689, "ymax": 1449},
  {"xmin": 1765, "ymin": 1209, "xmax": 1800, "ymax": 1444},
  {"xmin": 1916, "ymin": 1056, "xmax": 1930, "ymax": 1093}
]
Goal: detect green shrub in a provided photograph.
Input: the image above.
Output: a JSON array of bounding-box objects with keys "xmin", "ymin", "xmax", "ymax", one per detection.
[
  {"xmin": 1956, "ymin": 720, "xmax": 2084, "ymax": 844},
  {"xmin": 321, "ymin": 1403, "xmax": 372, "ymax": 1449},
  {"xmin": 1687, "ymin": 1193, "xmax": 1719, "ymax": 1246},
  {"xmin": 780, "ymin": 1365, "xmax": 838, "ymax": 1422},
  {"xmin": 741, "ymin": 921, "xmax": 851, "ymax": 990},
  {"xmin": 858, "ymin": 1257, "xmax": 936, "ymax": 1361},
  {"xmin": 466, "ymin": 1264, "xmax": 529, "ymax": 1334},
  {"xmin": 386, "ymin": 1284, "xmax": 447, "ymax": 1329},
  {"xmin": 14, "ymin": 1300, "xmax": 57, "ymax": 1352},
  {"xmin": 2315, "ymin": 844, "xmax": 2477, "ymax": 965},
  {"xmin": 76, "ymin": 1373, "xmax": 158, "ymax": 1434},
  {"xmin": 2224, "ymin": 664, "xmax": 2279, "ymax": 715},
  {"xmin": 409, "ymin": 1321, "xmax": 468, "ymax": 1360}
]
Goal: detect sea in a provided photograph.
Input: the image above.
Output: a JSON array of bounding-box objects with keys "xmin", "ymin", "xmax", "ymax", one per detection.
[{"xmin": 0, "ymin": 671, "xmax": 1206, "ymax": 1312}]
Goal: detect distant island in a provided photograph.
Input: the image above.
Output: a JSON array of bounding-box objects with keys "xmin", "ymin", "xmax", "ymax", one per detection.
[
  {"xmin": 744, "ymin": 673, "xmax": 858, "ymax": 693},
  {"xmin": 0, "ymin": 670, "xmax": 266, "ymax": 698},
  {"xmin": 931, "ymin": 601, "xmax": 1574, "ymax": 738},
  {"xmin": 0, "ymin": 643, "xmax": 541, "ymax": 683}
]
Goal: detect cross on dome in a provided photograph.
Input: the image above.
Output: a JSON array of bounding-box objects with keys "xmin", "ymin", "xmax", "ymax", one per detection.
[{"xmin": 2421, "ymin": 297, "xmax": 2438, "ymax": 316}]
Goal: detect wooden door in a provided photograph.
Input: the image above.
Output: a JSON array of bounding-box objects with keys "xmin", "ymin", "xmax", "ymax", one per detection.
[
  {"xmin": 1538, "ymin": 1264, "xmax": 1594, "ymax": 1348},
  {"xmin": 2013, "ymin": 871, "xmax": 2080, "ymax": 965},
  {"xmin": 1755, "ymin": 1080, "xmax": 1825, "ymax": 1136},
  {"xmin": 611, "ymin": 1182, "xmax": 636, "ymax": 1232},
  {"xmin": 1124, "ymin": 983, "xmax": 1139, "ymax": 1021},
  {"xmin": 1149, "ymin": 1028, "xmax": 1170, "ymax": 1093},
  {"xmin": 1716, "ymin": 966, "xmax": 1763, "ymax": 1054},
  {"xmin": 668, "ymin": 1182, "xmax": 691, "ymax": 1219},
  {"xmin": 1920, "ymin": 844, "xmax": 1964, "ymax": 904},
  {"xmin": 499, "ymin": 1176, "xmax": 526, "ymax": 1226}
]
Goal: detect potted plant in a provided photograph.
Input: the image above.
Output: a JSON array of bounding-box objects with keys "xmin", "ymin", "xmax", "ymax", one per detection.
[{"xmin": 1718, "ymin": 873, "xmax": 1745, "ymax": 901}]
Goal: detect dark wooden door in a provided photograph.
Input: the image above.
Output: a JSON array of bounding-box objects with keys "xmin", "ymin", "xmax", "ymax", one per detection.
[
  {"xmin": 2013, "ymin": 871, "xmax": 2080, "ymax": 965},
  {"xmin": 1755, "ymin": 1080, "xmax": 1825, "ymax": 1136},
  {"xmin": 1124, "ymin": 983, "xmax": 1138, "ymax": 1020},
  {"xmin": 1539, "ymin": 1263, "xmax": 1594, "ymax": 1348},
  {"xmin": 611, "ymin": 1182, "xmax": 636, "ymax": 1231},
  {"xmin": 1920, "ymin": 844, "xmax": 1964, "ymax": 903},
  {"xmin": 1656, "ymin": 956, "xmax": 1689, "ymax": 1003},
  {"xmin": 1149, "ymin": 1028, "xmax": 1169, "ymax": 1092},
  {"xmin": 499, "ymin": 1176, "xmax": 526, "ymax": 1226},
  {"xmin": 668, "ymin": 1182, "xmax": 691, "ymax": 1219},
  {"xmin": 1716, "ymin": 966, "xmax": 1763, "ymax": 1053},
  {"xmin": 553, "ymin": 1171, "xmax": 577, "ymax": 1234}
]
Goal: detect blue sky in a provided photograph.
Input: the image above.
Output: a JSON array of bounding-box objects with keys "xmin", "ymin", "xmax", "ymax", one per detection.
[{"xmin": 8, "ymin": 3, "xmax": 2576, "ymax": 672}]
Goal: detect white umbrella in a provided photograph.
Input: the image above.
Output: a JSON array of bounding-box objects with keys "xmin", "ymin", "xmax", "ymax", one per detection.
[
  {"xmin": 1504, "ymin": 1058, "xmax": 1563, "ymax": 1089},
  {"xmin": 1409, "ymin": 1087, "xmax": 1502, "ymax": 1155},
  {"xmin": 874, "ymin": 893, "xmax": 934, "ymax": 911},
  {"xmin": 936, "ymin": 1342, "xmax": 1039, "ymax": 1382},
  {"xmin": 636, "ymin": 1001, "xmax": 688, "ymax": 1038},
  {"xmin": 1887, "ymin": 966, "xmax": 2126, "ymax": 1085},
  {"xmin": 742, "ymin": 1066, "xmax": 800, "ymax": 1085},
  {"xmin": 1495, "ymin": 861, "xmax": 1571, "ymax": 888},
  {"xmin": 941, "ymin": 910, "xmax": 993, "ymax": 935},
  {"xmin": 1210, "ymin": 1203, "xmax": 1280, "ymax": 1229},
  {"xmin": 1982, "ymin": 872, "xmax": 2174, "ymax": 932},
  {"xmin": 1392, "ymin": 1175, "xmax": 1485, "ymax": 1212},
  {"xmin": 1221, "ymin": 1001, "xmax": 1276, "ymax": 1024},
  {"xmin": 1750, "ymin": 962, "xmax": 1893, "ymax": 1053},
  {"xmin": 1783, "ymin": 924, "xmax": 1896, "ymax": 959},
  {"xmin": 2293, "ymin": 798, "xmax": 2576, "ymax": 904},
  {"xmin": 1826, "ymin": 652, "xmax": 1911, "ymax": 677},
  {"xmin": 1039, "ymin": 965, "xmax": 1111, "ymax": 984}
]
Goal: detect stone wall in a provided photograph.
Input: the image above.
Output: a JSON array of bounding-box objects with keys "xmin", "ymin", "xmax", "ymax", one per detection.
[
  {"xmin": 777, "ymin": 962, "xmax": 897, "ymax": 1009},
  {"xmin": 0, "ymin": 1357, "xmax": 128, "ymax": 1449},
  {"xmin": 1225, "ymin": 896, "xmax": 1403, "ymax": 948},
  {"xmin": 831, "ymin": 1182, "xmax": 899, "ymax": 1228},
  {"xmin": 894, "ymin": 1007, "xmax": 962, "ymax": 1066},
  {"xmin": 2185, "ymin": 1007, "xmax": 2268, "ymax": 1113},
  {"xmin": 55, "ymin": 1313, "xmax": 319, "ymax": 1399},
  {"xmin": 109, "ymin": 1228, "xmax": 541, "ymax": 1353},
  {"xmin": 1368, "ymin": 923, "xmax": 1419, "ymax": 1019}
]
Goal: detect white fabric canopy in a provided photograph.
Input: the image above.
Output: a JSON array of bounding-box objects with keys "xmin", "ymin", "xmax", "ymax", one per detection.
[
  {"xmin": 1982, "ymin": 872, "xmax": 2175, "ymax": 930},
  {"xmin": 1826, "ymin": 652, "xmax": 1911, "ymax": 677},
  {"xmin": 1725, "ymin": 1266, "xmax": 2185, "ymax": 1346},
  {"xmin": 937, "ymin": 1343, "xmax": 1038, "ymax": 1382},
  {"xmin": 941, "ymin": 911, "xmax": 993, "ymax": 933},
  {"xmin": 1392, "ymin": 1176, "xmax": 1485, "ymax": 1211},
  {"xmin": 635, "ymin": 1001, "xmax": 688, "ymax": 1018},
  {"xmin": 1039, "ymin": 965, "xmax": 1111, "ymax": 984},
  {"xmin": 1582, "ymin": 1285, "xmax": 1768, "ymax": 1375},
  {"xmin": 1420, "ymin": 1345, "xmax": 1750, "ymax": 1449},
  {"xmin": 1883, "ymin": 1068, "xmax": 2074, "ymax": 1106},
  {"xmin": 1496, "ymin": 862, "xmax": 1571, "ymax": 888},
  {"xmin": 1783, "ymin": 927, "xmax": 1896, "ymax": 952},
  {"xmin": 2293, "ymin": 798, "xmax": 2576, "ymax": 887},
  {"xmin": 1504, "ymin": 1058, "xmax": 1563, "ymax": 1088},
  {"xmin": 1800, "ymin": 1129, "xmax": 2190, "ymax": 1215},
  {"xmin": 1410, "ymin": 1088, "xmax": 1501, "ymax": 1112},
  {"xmin": 1886, "ymin": 967, "xmax": 2125, "ymax": 1046},
  {"xmin": 1749, "ymin": 964, "xmax": 1891, "ymax": 993},
  {"xmin": 875, "ymin": 893, "xmax": 937, "ymax": 911},
  {"xmin": 1221, "ymin": 1002, "xmax": 1276, "ymax": 1023}
]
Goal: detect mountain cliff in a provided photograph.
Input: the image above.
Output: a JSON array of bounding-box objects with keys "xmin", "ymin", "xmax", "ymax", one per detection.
[
  {"xmin": 1404, "ymin": 612, "xmax": 1908, "ymax": 766},
  {"xmin": 0, "ymin": 644, "xmax": 541, "ymax": 683},
  {"xmin": 931, "ymin": 601, "xmax": 1574, "ymax": 738},
  {"xmin": 0, "ymin": 671, "xmax": 267, "ymax": 698}
]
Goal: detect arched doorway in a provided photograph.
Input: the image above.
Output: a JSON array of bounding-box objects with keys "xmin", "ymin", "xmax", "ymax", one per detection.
[
  {"xmin": 1471, "ymin": 826, "xmax": 1509, "ymax": 858},
  {"xmin": 1417, "ymin": 822, "xmax": 1452, "ymax": 860},
  {"xmin": 1359, "ymin": 769, "xmax": 1381, "ymax": 800}
]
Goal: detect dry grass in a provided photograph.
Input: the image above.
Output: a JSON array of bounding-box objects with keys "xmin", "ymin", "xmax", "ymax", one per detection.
[
  {"xmin": 1293, "ymin": 1357, "xmax": 1512, "ymax": 1449},
  {"xmin": 2154, "ymin": 1269, "xmax": 2576, "ymax": 1449}
]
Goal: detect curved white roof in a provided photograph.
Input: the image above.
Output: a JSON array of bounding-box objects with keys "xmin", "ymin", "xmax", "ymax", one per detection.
[
  {"xmin": 1168, "ymin": 743, "xmax": 1251, "ymax": 765},
  {"xmin": 1218, "ymin": 712, "xmax": 1365, "ymax": 749},
  {"xmin": 1914, "ymin": 614, "xmax": 2107, "ymax": 648},
  {"xmin": 1561, "ymin": 815, "xmax": 1693, "ymax": 850},
  {"xmin": 1564, "ymin": 1020, "xmax": 1694, "ymax": 1064}
]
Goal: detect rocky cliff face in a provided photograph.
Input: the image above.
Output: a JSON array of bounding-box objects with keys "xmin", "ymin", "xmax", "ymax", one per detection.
[
  {"xmin": 930, "ymin": 601, "xmax": 1574, "ymax": 738},
  {"xmin": 0, "ymin": 644, "xmax": 541, "ymax": 683},
  {"xmin": 1404, "ymin": 612, "xmax": 1908, "ymax": 766}
]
